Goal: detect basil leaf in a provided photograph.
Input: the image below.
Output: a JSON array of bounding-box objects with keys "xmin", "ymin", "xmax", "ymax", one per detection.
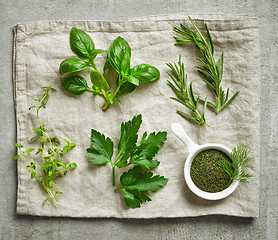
[
  {"xmin": 103, "ymin": 53, "xmax": 110, "ymax": 76},
  {"xmin": 59, "ymin": 57, "xmax": 89, "ymax": 75},
  {"xmin": 130, "ymin": 64, "xmax": 160, "ymax": 82},
  {"xmin": 107, "ymin": 36, "xmax": 131, "ymax": 75},
  {"xmin": 119, "ymin": 81, "xmax": 137, "ymax": 94},
  {"xmin": 90, "ymin": 49, "xmax": 105, "ymax": 60},
  {"xmin": 90, "ymin": 70, "xmax": 110, "ymax": 90},
  {"xmin": 70, "ymin": 27, "xmax": 95, "ymax": 59},
  {"xmin": 123, "ymin": 75, "xmax": 139, "ymax": 86},
  {"xmin": 61, "ymin": 75, "xmax": 88, "ymax": 95}
]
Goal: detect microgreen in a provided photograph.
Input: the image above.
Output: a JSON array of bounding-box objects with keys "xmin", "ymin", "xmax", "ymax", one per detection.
[
  {"xmin": 13, "ymin": 86, "xmax": 77, "ymax": 205},
  {"xmin": 174, "ymin": 16, "xmax": 239, "ymax": 113},
  {"xmin": 167, "ymin": 55, "xmax": 209, "ymax": 126},
  {"xmin": 86, "ymin": 114, "xmax": 168, "ymax": 208},
  {"xmin": 60, "ymin": 28, "xmax": 160, "ymax": 111},
  {"xmin": 218, "ymin": 143, "xmax": 253, "ymax": 183}
]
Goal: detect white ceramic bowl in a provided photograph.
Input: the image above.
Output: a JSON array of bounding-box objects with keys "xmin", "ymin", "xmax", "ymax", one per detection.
[{"xmin": 171, "ymin": 123, "xmax": 239, "ymax": 200}]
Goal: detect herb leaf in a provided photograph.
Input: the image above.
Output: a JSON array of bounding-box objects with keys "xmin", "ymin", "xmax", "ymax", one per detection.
[
  {"xmin": 86, "ymin": 129, "xmax": 113, "ymax": 165},
  {"xmin": 90, "ymin": 70, "xmax": 110, "ymax": 90},
  {"xmin": 59, "ymin": 57, "xmax": 89, "ymax": 75},
  {"xmin": 107, "ymin": 36, "xmax": 131, "ymax": 75},
  {"xmin": 70, "ymin": 27, "xmax": 95, "ymax": 59},
  {"xmin": 61, "ymin": 75, "xmax": 88, "ymax": 95},
  {"xmin": 132, "ymin": 131, "xmax": 167, "ymax": 169},
  {"xmin": 118, "ymin": 166, "xmax": 168, "ymax": 208},
  {"xmin": 130, "ymin": 64, "xmax": 160, "ymax": 83},
  {"xmin": 136, "ymin": 131, "xmax": 167, "ymax": 159},
  {"xmin": 124, "ymin": 75, "xmax": 140, "ymax": 86},
  {"xmin": 119, "ymin": 81, "xmax": 137, "ymax": 94},
  {"xmin": 12, "ymin": 155, "xmax": 21, "ymax": 161},
  {"xmin": 117, "ymin": 114, "xmax": 142, "ymax": 159},
  {"xmin": 90, "ymin": 49, "xmax": 105, "ymax": 60}
]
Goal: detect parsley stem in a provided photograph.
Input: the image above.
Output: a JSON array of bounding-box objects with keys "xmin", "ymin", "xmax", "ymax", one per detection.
[{"xmin": 112, "ymin": 166, "xmax": 115, "ymax": 186}]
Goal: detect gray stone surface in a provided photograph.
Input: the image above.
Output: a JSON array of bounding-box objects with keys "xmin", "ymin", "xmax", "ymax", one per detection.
[{"xmin": 0, "ymin": 0, "xmax": 277, "ymax": 239}]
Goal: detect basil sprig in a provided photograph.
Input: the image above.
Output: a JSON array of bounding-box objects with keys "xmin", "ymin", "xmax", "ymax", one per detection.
[{"xmin": 59, "ymin": 28, "xmax": 160, "ymax": 111}]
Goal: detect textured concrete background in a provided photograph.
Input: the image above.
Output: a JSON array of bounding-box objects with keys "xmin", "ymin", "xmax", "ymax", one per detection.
[{"xmin": 0, "ymin": 0, "xmax": 277, "ymax": 239}]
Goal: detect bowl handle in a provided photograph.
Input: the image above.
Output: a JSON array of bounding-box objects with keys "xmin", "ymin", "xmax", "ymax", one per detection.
[{"xmin": 171, "ymin": 123, "xmax": 199, "ymax": 154}]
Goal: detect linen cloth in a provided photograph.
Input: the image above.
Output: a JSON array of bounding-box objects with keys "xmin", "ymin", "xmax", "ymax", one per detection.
[{"xmin": 13, "ymin": 14, "xmax": 260, "ymax": 218}]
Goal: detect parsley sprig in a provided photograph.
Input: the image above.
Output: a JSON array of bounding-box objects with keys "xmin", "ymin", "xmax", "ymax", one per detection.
[
  {"xmin": 13, "ymin": 87, "xmax": 77, "ymax": 205},
  {"xmin": 86, "ymin": 114, "xmax": 168, "ymax": 208},
  {"xmin": 174, "ymin": 16, "xmax": 239, "ymax": 113},
  {"xmin": 167, "ymin": 55, "xmax": 209, "ymax": 126}
]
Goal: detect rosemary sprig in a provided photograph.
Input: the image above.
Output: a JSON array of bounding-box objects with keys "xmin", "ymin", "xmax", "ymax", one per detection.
[
  {"xmin": 166, "ymin": 55, "xmax": 209, "ymax": 126},
  {"xmin": 218, "ymin": 143, "xmax": 253, "ymax": 183},
  {"xmin": 174, "ymin": 16, "xmax": 239, "ymax": 114}
]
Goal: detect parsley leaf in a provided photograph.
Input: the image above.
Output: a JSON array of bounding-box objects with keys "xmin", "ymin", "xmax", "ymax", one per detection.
[
  {"xmin": 117, "ymin": 114, "xmax": 142, "ymax": 159},
  {"xmin": 132, "ymin": 131, "xmax": 167, "ymax": 169},
  {"xmin": 86, "ymin": 129, "xmax": 113, "ymax": 165},
  {"xmin": 117, "ymin": 166, "xmax": 168, "ymax": 208}
]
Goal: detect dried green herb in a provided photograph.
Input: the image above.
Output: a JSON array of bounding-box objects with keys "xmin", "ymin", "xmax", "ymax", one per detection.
[{"xmin": 190, "ymin": 149, "xmax": 231, "ymax": 193}]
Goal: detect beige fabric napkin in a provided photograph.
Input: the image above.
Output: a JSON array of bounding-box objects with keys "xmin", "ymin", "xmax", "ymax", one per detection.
[{"xmin": 13, "ymin": 14, "xmax": 260, "ymax": 218}]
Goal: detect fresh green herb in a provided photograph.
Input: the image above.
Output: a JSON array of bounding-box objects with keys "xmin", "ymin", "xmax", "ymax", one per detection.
[
  {"xmin": 13, "ymin": 87, "xmax": 77, "ymax": 205},
  {"xmin": 190, "ymin": 149, "xmax": 232, "ymax": 193},
  {"xmin": 86, "ymin": 114, "xmax": 168, "ymax": 208},
  {"xmin": 60, "ymin": 28, "xmax": 160, "ymax": 111},
  {"xmin": 115, "ymin": 166, "xmax": 168, "ymax": 208},
  {"xmin": 218, "ymin": 143, "xmax": 253, "ymax": 183},
  {"xmin": 167, "ymin": 55, "xmax": 209, "ymax": 126},
  {"xmin": 174, "ymin": 16, "xmax": 239, "ymax": 113}
]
